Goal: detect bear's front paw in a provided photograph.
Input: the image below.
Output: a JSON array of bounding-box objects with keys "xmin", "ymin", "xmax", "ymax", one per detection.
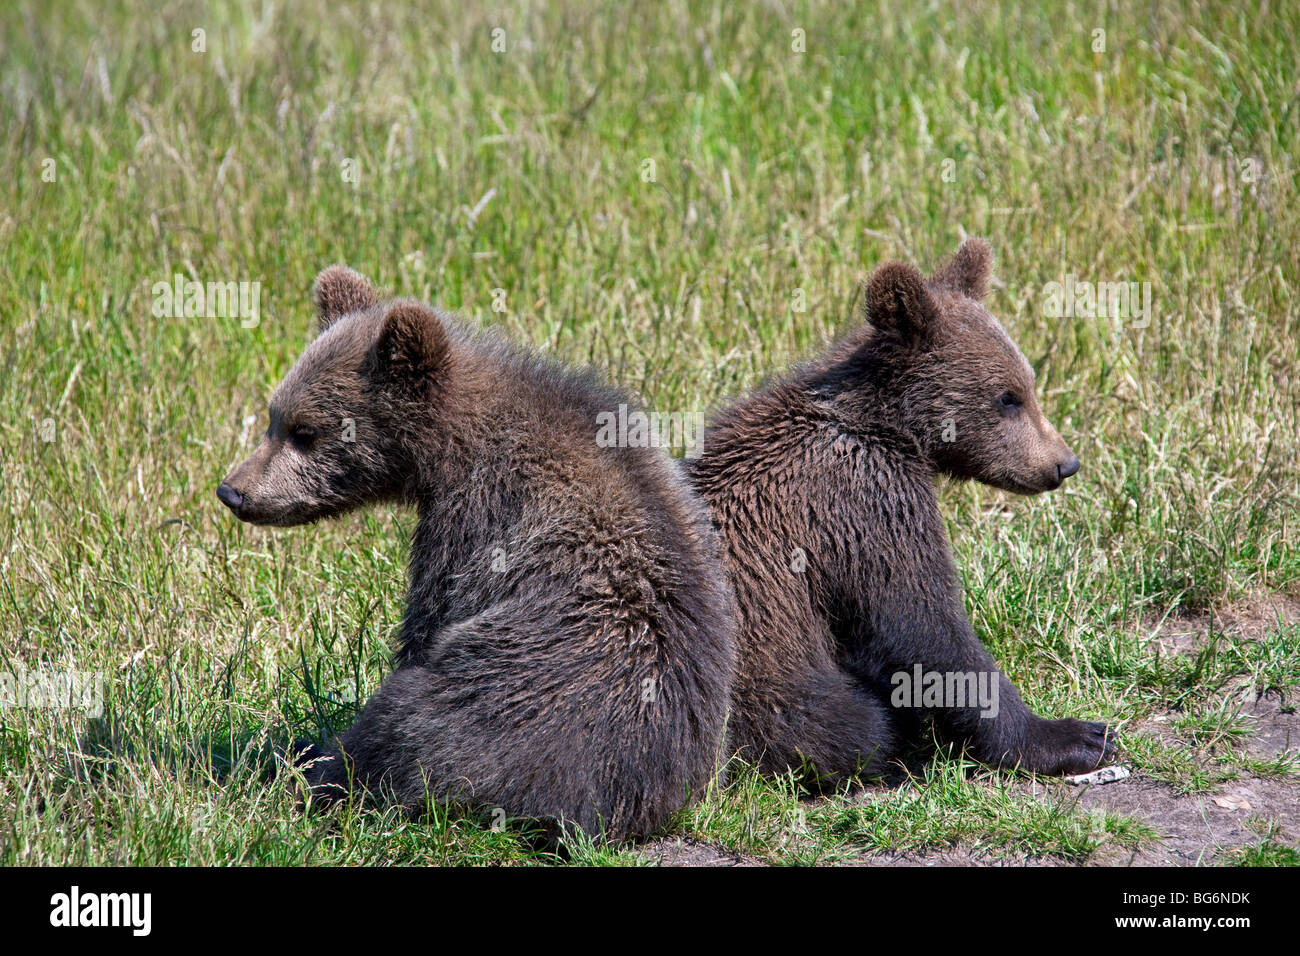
[{"xmin": 1014, "ymin": 718, "xmax": 1117, "ymax": 776}]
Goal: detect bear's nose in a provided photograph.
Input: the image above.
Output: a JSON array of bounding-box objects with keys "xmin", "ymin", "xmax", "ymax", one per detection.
[
  {"xmin": 1057, "ymin": 455, "xmax": 1080, "ymax": 481},
  {"xmin": 216, "ymin": 482, "xmax": 244, "ymax": 511}
]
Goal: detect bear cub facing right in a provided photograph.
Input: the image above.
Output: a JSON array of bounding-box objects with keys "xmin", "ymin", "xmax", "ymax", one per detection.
[{"xmin": 688, "ymin": 238, "xmax": 1116, "ymax": 782}]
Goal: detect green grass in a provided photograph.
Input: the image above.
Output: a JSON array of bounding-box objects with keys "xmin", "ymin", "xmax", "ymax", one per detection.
[
  {"xmin": 2, "ymin": 0, "xmax": 1298, "ymax": 865},
  {"xmin": 675, "ymin": 759, "xmax": 1156, "ymax": 865},
  {"xmin": 1222, "ymin": 819, "xmax": 1300, "ymax": 866}
]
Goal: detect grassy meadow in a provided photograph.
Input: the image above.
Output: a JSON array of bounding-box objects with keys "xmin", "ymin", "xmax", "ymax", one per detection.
[{"xmin": 1, "ymin": 0, "xmax": 1298, "ymax": 865}]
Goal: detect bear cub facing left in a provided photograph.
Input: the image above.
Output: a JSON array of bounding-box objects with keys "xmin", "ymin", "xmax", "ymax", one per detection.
[{"xmin": 218, "ymin": 266, "xmax": 736, "ymax": 844}]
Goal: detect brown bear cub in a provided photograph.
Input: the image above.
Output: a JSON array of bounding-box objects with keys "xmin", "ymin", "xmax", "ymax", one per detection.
[
  {"xmin": 217, "ymin": 267, "xmax": 736, "ymax": 844},
  {"xmin": 688, "ymin": 238, "xmax": 1115, "ymax": 783}
]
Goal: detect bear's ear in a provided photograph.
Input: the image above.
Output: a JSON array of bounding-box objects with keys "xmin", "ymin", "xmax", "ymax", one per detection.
[
  {"xmin": 314, "ymin": 265, "xmax": 377, "ymax": 333},
  {"xmin": 372, "ymin": 301, "xmax": 450, "ymax": 390},
  {"xmin": 929, "ymin": 237, "xmax": 992, "ymax": 300},
  {"xmin": 864, "ymin": 261, "xmax": 939, "ymax": 343}
]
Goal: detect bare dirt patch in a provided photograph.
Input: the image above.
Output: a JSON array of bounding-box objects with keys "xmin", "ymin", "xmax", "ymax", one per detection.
[
  {"xmin": 1069, "ymin": 774, "xmax": 1297, "ymax": 865},
  {"xmin": 1242, "ymin": 691, "xmax": 1300, "ymax": 760},
  {"xmin": 1145, "ymin": 592, "xmax": 1300, "ymax": 656},
  {"xmin": 639, "ymin": 836, "xmax": 765, "ymax": 867}
]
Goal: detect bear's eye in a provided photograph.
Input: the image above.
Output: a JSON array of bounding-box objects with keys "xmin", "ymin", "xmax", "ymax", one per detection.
[
  {"xmin": 998, "ymin": 391, "xmax": 1022, "ymax": 411},
  {"xmin": 289, "ymin": 425, "xmax": 319, "ymax": 448}
]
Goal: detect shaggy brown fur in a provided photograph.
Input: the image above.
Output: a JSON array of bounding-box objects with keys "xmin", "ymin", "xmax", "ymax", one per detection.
[
  {"xmin": 687, "ymin": 239, "xmax": 1115, "ymax": 782},
  {"xmin": 218, "ymin": 267, "xmax": 736, "ymax": 844}
]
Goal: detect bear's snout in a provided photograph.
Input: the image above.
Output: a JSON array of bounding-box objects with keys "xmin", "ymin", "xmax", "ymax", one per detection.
[
  {"xmin": 1057, "ymin": 454, "xmax": 1080, "ymax": 482},
  {"xmin": 216, "ymin": 482, "xmax": 245, "ymax": 513},
  {"xmin": 1035, "ymin": 452, "xmax": 1080, "ymax": 492}
]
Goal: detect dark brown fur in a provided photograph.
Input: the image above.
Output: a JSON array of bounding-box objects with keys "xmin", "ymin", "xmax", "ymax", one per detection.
[
  {"xmin": 687, "ymin": 239, "xmax": 1115, "ymax": 782},
  {"xmin": 218, "ymin": 266, "xmax": 736, "ymax": 843}
]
